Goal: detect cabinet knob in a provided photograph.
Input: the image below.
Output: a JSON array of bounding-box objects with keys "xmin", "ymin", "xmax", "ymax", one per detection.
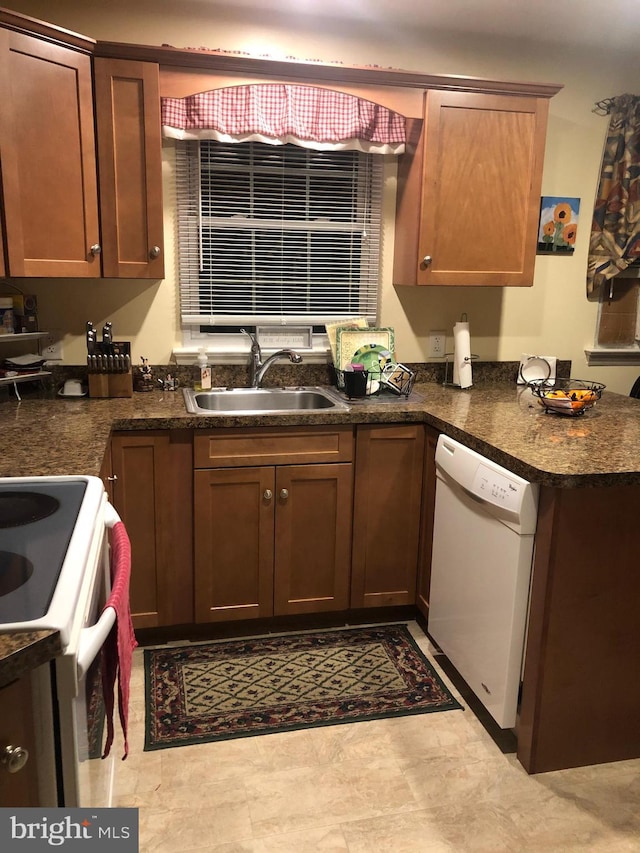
[
  {"xmin": 1, "ymin": 744, "xmax": 29, "ymax": 774},
  {"xmin": 149, "ymin": 246, "xmax": 161, "ymax": 259},
  {"xmin": 263, "ymin": 489, "xmax": 273, "ymax": 500},
  {"xmin": 279, "ymin": 488, "xmax": 289, "ymax": 500},
  {"xmin": 90, "ymin": 244, "xmax": 102, "ymax": 256},
  {"xmin": 422, "ymin": 255, "xmax": 432, "ymax": 268}
]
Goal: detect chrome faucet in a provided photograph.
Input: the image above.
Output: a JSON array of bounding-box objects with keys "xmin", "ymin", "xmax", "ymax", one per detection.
[{"xmin": 240, "ymin": 329, "xmax": 303, "ymax": 388}]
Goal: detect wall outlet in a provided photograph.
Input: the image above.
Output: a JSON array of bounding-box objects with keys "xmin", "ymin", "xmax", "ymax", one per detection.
[
  {"xmin": 42, "ymin": 331, "xmax": 64, "ymax": 361},
  {"xmin": 428, "ymin": 330, "xmax": 447, "ymax": 358}
]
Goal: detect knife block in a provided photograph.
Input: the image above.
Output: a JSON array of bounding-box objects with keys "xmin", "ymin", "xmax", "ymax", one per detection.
[{"xmin": 88, "ymin": 371, "xmax": 133, "ymax": 398}]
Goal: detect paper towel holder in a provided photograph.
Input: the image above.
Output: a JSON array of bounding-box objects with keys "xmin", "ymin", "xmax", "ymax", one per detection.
[{"xmin": 442, "ymin": 352, "xmax": 479, "ymax": 387}]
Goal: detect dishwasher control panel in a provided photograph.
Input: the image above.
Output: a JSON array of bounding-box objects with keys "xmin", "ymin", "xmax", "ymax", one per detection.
[
  {"xmin": 472, "ymin": 464, "xmax": 523, "ymax": 514},
  {"xmin": 435, "ymin": 435, "xmax": 539, "ymax": 534}
]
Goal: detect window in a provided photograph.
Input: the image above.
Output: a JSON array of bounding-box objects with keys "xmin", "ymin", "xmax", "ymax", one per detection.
[
  {"xmin": 176, "ymin": 141, "xmax": 383, "ymax": 331},
  {"xmin": 596, "ymin": 276, "xmax": 640, "ymax": 348},
  {"xmin": 587, "ymin": 262, "xmax": 640, "ymax": 365}
]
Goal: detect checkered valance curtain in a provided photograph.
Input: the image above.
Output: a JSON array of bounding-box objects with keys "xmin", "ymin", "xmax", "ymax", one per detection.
[{"xmin": 161, "ymin": 84, "xmax": 406, "ymax": 154}]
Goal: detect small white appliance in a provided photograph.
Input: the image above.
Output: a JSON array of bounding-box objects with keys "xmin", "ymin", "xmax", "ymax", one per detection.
[
  {"xmin": 0, "ymin": 475, "xmax": 123, "ymax": 806},
  {"xmin": 428, "ymin": 436, "xmax": 539, "ymax": 729}
]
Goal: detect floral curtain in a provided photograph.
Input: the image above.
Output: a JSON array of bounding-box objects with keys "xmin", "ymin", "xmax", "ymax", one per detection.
[
  {"xmin": 161, "ymin": 83, "xmax": 406, "ymax": 155},
  {"xmin": 587, "ymin": 93, "xmax": 640, "ymax": 296}
]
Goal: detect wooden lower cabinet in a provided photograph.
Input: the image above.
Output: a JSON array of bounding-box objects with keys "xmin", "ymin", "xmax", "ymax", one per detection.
[
  {"xmin": 416, "ymin": 425, "xmax": 439, "ymax": 619},
  {"xmin": 518, "ymin": 483, "xmax": 640, "ymax": 773},
  {"xmin": 194, "ymin": 462, "xmax": 353, "ymax": 622},
  {"xmin": 194, "ymin": 466, "xmax": 275, "ymax": 622},
  {"xmin": 274, "ymin": 463, "xmax": 352, "ymax": 616},
  {"xmin": 351, "ymin": 424, "xmax": 425, "ymax": 608},
  {"xmin": 110, "ymin": 430, "xmax": 193, "ymax": 628},
  {"xmin": 0, "ymin": 676, "xmax": 40, "ymax": 806}
]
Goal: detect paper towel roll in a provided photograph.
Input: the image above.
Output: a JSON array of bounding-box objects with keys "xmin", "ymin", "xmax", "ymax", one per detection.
[{"xmin": 453, "ymin": 321, "xmax": 472, "ymax": 388}]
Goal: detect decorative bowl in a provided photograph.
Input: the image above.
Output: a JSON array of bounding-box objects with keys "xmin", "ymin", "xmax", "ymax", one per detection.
[{"xmin": 528, "ymin": 378, "xmax": 606, "ymax": 416}]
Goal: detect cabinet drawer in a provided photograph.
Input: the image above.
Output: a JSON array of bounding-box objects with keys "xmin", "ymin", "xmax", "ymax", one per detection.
[{"xmin": 194, "ymin": 425, "xmax": 354, "ymax": 467}]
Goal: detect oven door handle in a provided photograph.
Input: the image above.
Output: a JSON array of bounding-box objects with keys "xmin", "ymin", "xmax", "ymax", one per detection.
[
  {"xmin": 76, "ymin": 501, "xmax": 123, "ymax": 679},
  {"xmin": 77, "ymin": 607, "xmax": 116, "ymax": 680}
]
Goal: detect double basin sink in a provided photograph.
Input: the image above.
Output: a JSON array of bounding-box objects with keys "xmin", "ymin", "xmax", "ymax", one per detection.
[{"xmin": 183, "ymin": 386, "xmax": 350, "ymax": 415}]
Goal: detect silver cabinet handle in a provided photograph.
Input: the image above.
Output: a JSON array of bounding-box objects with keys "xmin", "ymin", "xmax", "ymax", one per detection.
[
  {"xmin": 263, "ymin": 489, "xmax": 273, "ymax": 500},
  {"xmin": 106, "ymin": 475, "xmax": 118, "ymax": 482},
  {"xmin": 90, "ymin": 244, "xmax": 102, "ymax": 255},
  {"xmin": 1, "ymin": 745, "xmax": 29, "ymax": 774},
  {"xmin": 422, "ymin": 255, "xmax": 432, "ymax": 267},
  {"xmin": 279, "ymin": 488, "xmax": 289, "ymax": 500},
  {"xmin": 149, "ymin": 246, "xmax": 161, "ymax": 259}
]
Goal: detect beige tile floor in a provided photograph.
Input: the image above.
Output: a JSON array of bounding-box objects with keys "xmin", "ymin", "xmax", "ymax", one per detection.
[{"xmin": 113, "ymin": 622, "xmax": 640, "ymax": 852}]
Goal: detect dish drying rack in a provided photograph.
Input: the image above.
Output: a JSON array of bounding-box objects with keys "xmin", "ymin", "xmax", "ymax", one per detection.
[{"xmin": 334, "ymin": 363, "xmax": 416, "ymax": 399}]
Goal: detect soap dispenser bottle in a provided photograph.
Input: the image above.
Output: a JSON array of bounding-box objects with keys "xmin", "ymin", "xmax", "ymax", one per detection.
[{"xmin": 197, "ymin": 349, "xmax": 212, "ymax": 391}]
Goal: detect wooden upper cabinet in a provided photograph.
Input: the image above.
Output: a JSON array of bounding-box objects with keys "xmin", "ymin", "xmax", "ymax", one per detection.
[
  {"xmin": 394, "ymin": 90, "xmax": 549, "ymax": 287},
  {"xmin": 0, "ymin": 30, "xmax": 101, "ymax": 277},
  {"xmin": 94, "ymin": 58, "xmax": 165, "ymax": 278},
  {"xmin": 0, "ymin": 218, "xmax": 5, "ymax": 278}
]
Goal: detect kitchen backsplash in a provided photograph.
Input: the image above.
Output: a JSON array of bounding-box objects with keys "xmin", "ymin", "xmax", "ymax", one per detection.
[{"xmin": 0, "ymin": 360, "xmax": 572, "ymax": 401}]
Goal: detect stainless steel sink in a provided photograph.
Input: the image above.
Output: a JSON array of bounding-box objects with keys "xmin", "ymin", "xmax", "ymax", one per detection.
[{"xmin": 183, "ymin": 386, "xmax": 350, "ymax": 415}]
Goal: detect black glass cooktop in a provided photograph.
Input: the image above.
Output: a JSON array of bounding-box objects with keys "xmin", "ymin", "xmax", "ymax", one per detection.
[
  {"xmin": 0, "ymin": 492, "xmax": 60, "ymax": 528},
  {"xmin": 0, "ymin": 480, "xmax": 87, "ymax": 624}
]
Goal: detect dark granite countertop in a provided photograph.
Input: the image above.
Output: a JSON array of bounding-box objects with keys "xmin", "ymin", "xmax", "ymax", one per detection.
[
  {"xmin": 0, "ymin": 630, "xmax": 62, "ymax": 688},
  {"xmin": 0, "ymin": 379, "xmax": 639, "ymax": 679},
  {"xmin": 1, "ymin": 381, "xmax": 639, "ymax": 487}
]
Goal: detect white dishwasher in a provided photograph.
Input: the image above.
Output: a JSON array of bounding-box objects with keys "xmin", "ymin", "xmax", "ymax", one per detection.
[{"xmin": 428, "ymin": 435, "xmax": 539, "ymax": 729}]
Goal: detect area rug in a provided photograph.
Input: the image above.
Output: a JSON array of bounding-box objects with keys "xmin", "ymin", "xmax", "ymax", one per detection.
[{"xmin": 144, "ymin": 624, "xmax": 462, "ymax": 751}]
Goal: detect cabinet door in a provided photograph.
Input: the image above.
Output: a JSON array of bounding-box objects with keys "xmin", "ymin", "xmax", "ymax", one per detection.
[
  {"xmin": 194, "ymin": 466, "xmax": 275, "ymax": 623},
  {"xmin": 99, "ymin": 442, "xmax": 114, "ymax": 505},
  {"xmin": 394, "ymin": 91, "xmax": 548, "ymax": 287},
  {"xmin": 0, "ymin": 677, "xmax": 39, "ymax": 806},
  {"xmin": 111, "ymin": 431, "xmax": 193, "ymax": 628},
  {"xmin": 351, "ymin": 424, "xmax": 425, "ymax": 608},
  {"xmin": 0, "ymin": 220, "xmax": 5, "ymax": 278},
  {"xmin": 416, "ymin": 425, "xmax": 439, "ymax": 620},
  {"xmin": 0, "ymin": 30, "xmax": 100, "ymax": 277},
  {"xmin": 94, "ymin": 58, "xmax": 164, "ymax": 278},
  {"xmin": 274, "ymin": 463, "xmax": 353, "ymax": 616}
]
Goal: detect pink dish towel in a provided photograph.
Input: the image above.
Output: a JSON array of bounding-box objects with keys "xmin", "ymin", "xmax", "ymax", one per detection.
[{"xmin": 101, "ymin": 520, "xmax": 138, "ymax": 760}]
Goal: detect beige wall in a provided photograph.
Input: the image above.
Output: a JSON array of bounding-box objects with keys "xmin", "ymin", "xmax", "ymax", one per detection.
[{"xmin": 6, "ymin": 1, "xmax": 640, "ymax": 393}]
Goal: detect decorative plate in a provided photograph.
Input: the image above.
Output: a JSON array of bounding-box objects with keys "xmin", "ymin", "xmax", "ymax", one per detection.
[
  {"xmin": 351, "ymin": 343, "xmax": 393, "ymax": 374},
  {"xmin": 335, "ymin": 327, "xmax": 395, "ymax": 373}
]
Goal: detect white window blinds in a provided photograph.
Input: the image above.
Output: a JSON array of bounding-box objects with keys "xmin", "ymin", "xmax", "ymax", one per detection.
[{"xmin": 176, "ymin": 140, "xmax": 383, "ymax": 326}]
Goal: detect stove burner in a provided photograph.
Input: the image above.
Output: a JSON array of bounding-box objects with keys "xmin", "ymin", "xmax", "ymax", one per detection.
[
  {"xmin": 0, "ymin": 492, "xmax": 60, "ymax": 528},
  {"xmin": 0, "ymin": 552, "xmax": 34, "ymax": 597}
]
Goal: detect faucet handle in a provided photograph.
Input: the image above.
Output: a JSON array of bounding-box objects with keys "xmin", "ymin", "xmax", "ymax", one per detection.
[{"xmin": 240, "ymin": 328, "xmax": 260, "ymax": 352}]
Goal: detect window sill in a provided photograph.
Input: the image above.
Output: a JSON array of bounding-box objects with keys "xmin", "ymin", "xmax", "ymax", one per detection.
[
  {"xmin": 172, "ymin": 347, "xmax": 331, "ymax": 366},
  {"xmin": 584, "ymin": 346, "xmax": 640, "ymax": 366}
]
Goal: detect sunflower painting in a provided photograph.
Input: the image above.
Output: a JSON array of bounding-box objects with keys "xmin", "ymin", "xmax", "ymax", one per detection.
[{"xmin": 537, "ymin": 196, "xmax": 580, "ymax": 254}]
